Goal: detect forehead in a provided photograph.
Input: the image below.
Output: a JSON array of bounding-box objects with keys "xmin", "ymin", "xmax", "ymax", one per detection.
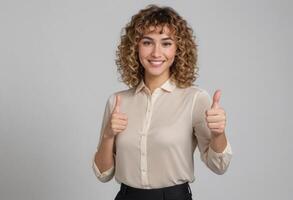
[{"xmin": 142, "ymin": 25, "xmax": 174, "ymax": 37}]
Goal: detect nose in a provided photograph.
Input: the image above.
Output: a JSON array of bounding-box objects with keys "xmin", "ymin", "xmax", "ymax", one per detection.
[{"xmin": 151, "ymin": 44, "xmax": 162, "ymax": 58}]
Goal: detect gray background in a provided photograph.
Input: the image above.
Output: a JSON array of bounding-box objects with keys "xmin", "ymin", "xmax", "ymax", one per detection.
[{"xmin": 0, "ymin": 0, "xmax": 292, "ymax": 199}]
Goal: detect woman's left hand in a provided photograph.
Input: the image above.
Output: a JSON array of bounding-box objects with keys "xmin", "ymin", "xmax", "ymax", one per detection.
[{"xmin": 205, "ymin": 89, "xmax": 226, "ymax": 137}]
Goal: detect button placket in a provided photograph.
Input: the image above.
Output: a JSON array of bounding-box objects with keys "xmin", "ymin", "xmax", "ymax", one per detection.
[{"xmin": 140, "ymin": 94, "xmax": 153, "ymax": 187}]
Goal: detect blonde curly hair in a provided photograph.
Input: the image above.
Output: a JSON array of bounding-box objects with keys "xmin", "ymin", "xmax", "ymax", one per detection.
[{"xmin": 115, "ymin": 4, "xmax": 199, "ymax": 88}]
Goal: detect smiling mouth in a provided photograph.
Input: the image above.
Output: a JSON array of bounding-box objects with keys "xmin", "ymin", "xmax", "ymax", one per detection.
[{"xmin": 148, "ymin": 60, "xmax": 165, "ymax": 67}]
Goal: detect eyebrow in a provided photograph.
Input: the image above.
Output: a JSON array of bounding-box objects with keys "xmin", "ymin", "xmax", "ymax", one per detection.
[{"xmin": 141, "ymin": 36, "xmax": 174, "ymax": 41}]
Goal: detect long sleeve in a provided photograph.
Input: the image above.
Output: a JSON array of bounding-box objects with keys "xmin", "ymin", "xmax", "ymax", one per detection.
[
  {"xmin": 92, "ymin": 94, "xmax": 116, "ymax": 182},
  {"xmin": 192, "ymin": 90, "xmax": 232, "ymax": 175}
]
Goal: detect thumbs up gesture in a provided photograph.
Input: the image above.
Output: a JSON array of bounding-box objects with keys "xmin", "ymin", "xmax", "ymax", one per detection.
[
  {"xmin": 104, "ymin": 95, "xmax": 128, "ymax": 139},
  {"xmin": 205, "ymin": 89, "xmax": 226, "ymax": 137}
]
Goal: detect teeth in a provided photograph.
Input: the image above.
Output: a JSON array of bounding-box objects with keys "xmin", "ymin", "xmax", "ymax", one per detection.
[{"xmin": 150, "ymin": 61, "xmax": 163, "ymax": 65}]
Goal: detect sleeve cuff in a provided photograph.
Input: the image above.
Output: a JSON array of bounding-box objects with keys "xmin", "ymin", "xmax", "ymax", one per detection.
[
  {"xmin": 205, "ymin": 141, "xmax": 233, "ymax": 175},
  {"xmin": 208, "ymin": 141, "xmax": 232, "ymax": 158},
  {"xmin": 92, "ymin": 155, "xmax": 115, "ymax": 182}
]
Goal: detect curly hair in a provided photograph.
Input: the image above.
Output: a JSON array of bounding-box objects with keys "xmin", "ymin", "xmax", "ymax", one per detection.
[{"xmin": 115, "ymin": 4, "xmax": 199, "ymax": 88}]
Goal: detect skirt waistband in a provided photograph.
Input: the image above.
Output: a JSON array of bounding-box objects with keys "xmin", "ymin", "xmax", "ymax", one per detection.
[{"xmin": 119, "ymin": 182, "xmax": 192, "ymax": 198}]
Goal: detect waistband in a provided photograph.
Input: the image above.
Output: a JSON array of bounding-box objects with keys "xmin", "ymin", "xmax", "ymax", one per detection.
[{"xmin": 119, "ymin": 182, "xmax": 192, "ymax": 198}]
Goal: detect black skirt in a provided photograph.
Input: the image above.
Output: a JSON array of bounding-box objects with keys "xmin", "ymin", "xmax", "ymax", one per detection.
[{"xmin": 114, "ymin": 182, "xmax": 193, "ymax": 200}]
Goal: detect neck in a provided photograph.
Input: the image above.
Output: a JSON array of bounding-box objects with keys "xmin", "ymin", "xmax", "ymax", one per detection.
[{"xmin": 144, "ymin": 74, "xmax": 170, "ymax": 94}]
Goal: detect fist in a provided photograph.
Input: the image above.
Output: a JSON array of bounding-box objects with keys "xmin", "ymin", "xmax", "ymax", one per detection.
[
  {"xmin": 104, "ymin": 95, "xmax": 128, "ymax": 138},
  {"xmin": 205, "ymin": 89, "xmax": 226, "ymax": 137}
]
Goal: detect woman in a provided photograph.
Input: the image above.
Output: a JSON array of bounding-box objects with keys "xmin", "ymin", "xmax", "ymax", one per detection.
[{"xmin": 93, "ymin": 4, "xmax": 232, "ymax": 200}]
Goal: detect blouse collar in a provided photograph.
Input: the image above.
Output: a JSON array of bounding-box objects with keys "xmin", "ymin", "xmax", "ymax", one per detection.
[{"xmin": 135, "ymin": 78, "xmax": 176, "ymax": 95}]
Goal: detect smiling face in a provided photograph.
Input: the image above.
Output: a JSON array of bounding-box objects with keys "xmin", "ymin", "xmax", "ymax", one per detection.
[{"xmin": 138, "ymin": 25, "xmax": 177, "ymax": 82}]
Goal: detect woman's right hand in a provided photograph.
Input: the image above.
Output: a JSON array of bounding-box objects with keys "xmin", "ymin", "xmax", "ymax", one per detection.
[{"xmin": 104, "ymin": 95, "xmax": 128, "ymax": 139}]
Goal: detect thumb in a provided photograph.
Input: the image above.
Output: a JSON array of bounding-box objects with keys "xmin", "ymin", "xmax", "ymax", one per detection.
[
  {"xmin": 211, "ymin": 89, "xmax": 221, "ymax": 109},
  {"xmin": 113, "ymin": 95, "xmax": 121, "ymax": 113}
]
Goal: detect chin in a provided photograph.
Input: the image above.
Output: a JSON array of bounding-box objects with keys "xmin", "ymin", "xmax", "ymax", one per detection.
[{"xmin": 145, "ymin": 69, "xmax": 165, "ymax": 77}]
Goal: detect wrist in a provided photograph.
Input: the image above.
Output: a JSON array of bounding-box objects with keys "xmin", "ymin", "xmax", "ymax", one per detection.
[
  {"xmin": 211, "ymin": 130, "xmax": 225, "ymax": 139},
  {"xmin": 103, "ymin": 134, "xmax": 115, "ymax": 140},
  {"xmin": 103, "ymin": 122, "xmax": 115, "ymax": 139},
  {"xmin": 103, "ymin": 128, "xmax": 115, "ymax": 140},
  {"xmin": 210, "ymin": 132, "xmax": 227, "ymax": 153}
]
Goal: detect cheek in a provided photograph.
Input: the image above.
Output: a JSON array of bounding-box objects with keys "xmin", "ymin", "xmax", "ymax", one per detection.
[
  {"xmin": 166, "ymin": 45, "xmax": 177, "ymax": 57},
  {"xmin": 166, "ymin": 49, "xmax": 176, "ymax": 60},
  {"xmin": 138, "ymin": 49, "xmax": 150, "ymax": 67},
  {"xmin": 138, "ymin": 46, "xmax": 150, "ymax": 58}
]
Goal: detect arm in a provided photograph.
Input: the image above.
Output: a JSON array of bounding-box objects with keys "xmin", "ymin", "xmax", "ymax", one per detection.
[
  {"xmin": 92, "ymin": 95, "xmax": 116, "ymax": 182},
  {"xmin": 93, "ymin": 126, "xmax": 116, "ymax": 176},
  {"xmin": 192, "ymin": 90, "xmax": 232, "ymax": 175}
]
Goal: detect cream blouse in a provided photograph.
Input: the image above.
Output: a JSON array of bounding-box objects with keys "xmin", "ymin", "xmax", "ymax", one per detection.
[{"xmin": 92, "ymin": 78, "xmax": 232, "ymax": 189}]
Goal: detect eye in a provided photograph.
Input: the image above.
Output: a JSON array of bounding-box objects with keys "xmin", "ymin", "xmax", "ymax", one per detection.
[
  {"xmin": 162, "ymin": 42, "xmax": 172, "ymax": 47},
  {"xmin": 142, "ymin": 41, "xmax": 152, "ymax": 46}
]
